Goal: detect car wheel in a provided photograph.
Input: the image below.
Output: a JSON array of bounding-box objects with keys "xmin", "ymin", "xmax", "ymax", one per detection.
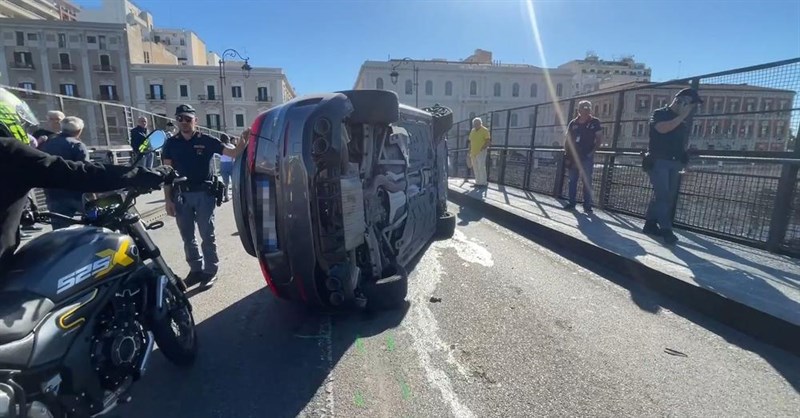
[
  {"xmin": 422, "ymin": 104, "xmax": 454, "ymax": 139},
  {"xmin": 362, "ymin": 263, "xmax": 408, "ymax": 311},
  {"xmin": 336, "ymin": 89, "xmax": 399, "ymax": 124},
  {"xmin": 435, "ymin": 211, "xmax": 456, "ymax": 240}
]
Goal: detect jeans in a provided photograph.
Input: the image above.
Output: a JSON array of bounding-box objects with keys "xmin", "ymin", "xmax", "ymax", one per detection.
[
  {"xmin": 137, "ymin": 152, "xmax": 154, "ymax": 169},
  {"xmin": 568, "ymin": 154, "xmax": 595, "ymax": 208},
  {"xmin": 47, "ymin": 197, "xmax": 84, "ymax": 230},
  {"xmin": 470, "ymin": 149, "xmax": 488, "ymax": 185},
  {"xmin": 645, "ymin": 159, "xmax": 682, "ymax": 231},
  {"xmin": 175, "ymin": 191, "xmax": 218, "ymax": 275},
  {"xmin": 220, "ymin": 161, "xmax": 234, "ymax": 197}
]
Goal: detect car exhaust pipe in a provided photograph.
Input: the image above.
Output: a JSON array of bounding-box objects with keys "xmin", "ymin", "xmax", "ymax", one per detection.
[
  {"xmin": 325, "ymin": 276, "xmax": 342, "ymax": 291},
  {"xmin": 329, "ymin": 291, "xmax": 345, "ymax": 306}
]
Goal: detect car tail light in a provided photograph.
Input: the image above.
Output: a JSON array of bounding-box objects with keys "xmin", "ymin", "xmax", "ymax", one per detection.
[
  {"xmin": 247, "ymin": 114, "xmax": 264, "ymax": 174},
  {"xmin": 258, "ymin": 256, "xmax": 279, "ymax": 297}
]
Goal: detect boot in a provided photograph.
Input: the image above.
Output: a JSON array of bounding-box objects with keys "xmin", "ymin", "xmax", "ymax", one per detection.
[{"xmin": 642, "ymin": 220, "xmax": 661, "ymax": 236}]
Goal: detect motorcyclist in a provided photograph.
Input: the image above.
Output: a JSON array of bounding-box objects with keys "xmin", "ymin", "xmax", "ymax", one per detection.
[{"xmin": 0, "ymin": 87, "xmax": 178, "ymax": 270}]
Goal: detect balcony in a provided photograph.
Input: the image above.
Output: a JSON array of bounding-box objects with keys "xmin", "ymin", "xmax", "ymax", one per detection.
[
  {"xmin": 96, "ymin": 93, "xmax": 120, "ymax": 102},
  {"xmin": 198, "ymin": 94, "xmax": 218, "ymax": 101},
  {"xmin": 93, "ymin": 64, "xmax": 116, "ymax": 73},
  {"xmin": 146, "ymin": 93, "xmax": 166, "ymax": 101},
  {"xmin": 52, "ymin": 63, "xmax": 76, "ymax": 71},
  {"xmin": 10, "ymin": 61, "xmax": 35, "ymax": 70},
  {"xmin": 255, "ymin": 95, "xmax": 273, "ymax": 102}
]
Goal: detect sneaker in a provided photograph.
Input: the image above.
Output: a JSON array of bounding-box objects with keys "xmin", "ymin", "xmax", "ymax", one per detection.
[
  {"xmin": 642, "ymin": 221, "xmax": 661, "ymax": 236},
  {"xmin": 583, "ymin": 206, "xmax": 593, "ymax": 214},
  {"xmin": 662, "ymin": 230, "xmax": 679, "ymax": 245},
  {"xmin": 199, "ymin": 272, "xmax": 218, "ymax": 289}
]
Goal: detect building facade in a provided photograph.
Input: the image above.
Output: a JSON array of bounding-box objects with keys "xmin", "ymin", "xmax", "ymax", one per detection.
[
  {"xmin": 0, "ymin": 0, "xmax": 78, "ymax": 20},
  {"xmin": 129, "ymin": 63, "xmax": 296, "ymax": 136},
  {"xmin": 150, "ymin": 28, "xmax": 207, "ymax": 66},
  {"xmin": 353, "ymin": 49, "xmax": 576, "ymax": 123},
  {"xmin": 558, "ymin": 52, "xmax": 651, "ymax": 96},
  {"xmin": 582, "ymin": 82, "xmax": 795, "ymax": 151}
]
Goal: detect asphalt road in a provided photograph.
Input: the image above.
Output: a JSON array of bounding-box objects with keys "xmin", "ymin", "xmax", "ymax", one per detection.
[{"xmin": 117, "ymin": 201, "xmax": 800, "ymax": 418}]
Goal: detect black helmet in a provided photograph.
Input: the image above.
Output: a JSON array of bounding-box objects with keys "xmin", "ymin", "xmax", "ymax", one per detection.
[{"xmin": 0, "ymin": 87, "xmax": 38, "ymax": 144}]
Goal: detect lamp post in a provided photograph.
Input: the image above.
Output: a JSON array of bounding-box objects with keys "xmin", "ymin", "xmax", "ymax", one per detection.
[
  {"xmin": 218, "ymin": 48, "xmax": 252, "ymax": 133},
  {"xmin": 389, "ymin": 57, "xmax": 419, "ymax": 108}
]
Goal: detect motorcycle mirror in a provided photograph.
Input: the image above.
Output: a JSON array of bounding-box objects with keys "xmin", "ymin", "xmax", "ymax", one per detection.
[{"xmin": 144, "ymin": 130, "xmax": 168, "ymax": 152}]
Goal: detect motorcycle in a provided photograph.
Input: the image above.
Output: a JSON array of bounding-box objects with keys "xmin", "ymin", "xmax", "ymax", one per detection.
[{"xmin": 0, "ymin": 130, "xmax": 197, "ymax": 418}]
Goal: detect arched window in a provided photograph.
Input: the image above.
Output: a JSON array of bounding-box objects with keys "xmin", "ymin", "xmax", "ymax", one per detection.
[
  {"xmin": 405, "ymin": 80, "xmax": 413, "ymax": 95},
  {"xmin": 445, "ymin": 81, "xmax": 453, "ymax": 96},
  {"xmin": 425, "ymin": 80, "xmax": 433, "ymax": 95},
  {"xmin": 376, "ymin": 77, "xmax": 384, "ymax": 89},
  {"xmin": 494, "ymin": 82, "xmax": 501, "ymax": 97},
  {"xmin": 512, "ymin": 83, "xmax": 520, "ymax": 97},
  {"xmin": 530, "ymin": 83, "xmax": 538, "ymax": 97},
  {"xmin": 470, "ymin": 81, "xmax": 477, "ymax": 95}
]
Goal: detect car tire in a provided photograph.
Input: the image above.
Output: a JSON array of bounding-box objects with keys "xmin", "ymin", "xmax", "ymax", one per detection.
[
  {"xmin": 423, "ymin": 104, "xmax": 454, "ymax": 139},
  {"xmin": 435, "ymin": 211, "xmax": 456, "ymax": 240},
  {"xmin": 336, "ymin": 89, "xmax": 399, "ymax": 124},
  {"xmin": 363, "ymin": 263, "xmax": 408, "ymax": 311}
]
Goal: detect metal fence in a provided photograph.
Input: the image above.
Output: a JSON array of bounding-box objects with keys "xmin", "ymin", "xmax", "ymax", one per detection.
[
  {"xmin": 2, "ymin": 84, "xmax": 227, "ymax": 150},
  {"xmin": 447, "ymin": 58, "xmax": 800, "ymax": 257}
]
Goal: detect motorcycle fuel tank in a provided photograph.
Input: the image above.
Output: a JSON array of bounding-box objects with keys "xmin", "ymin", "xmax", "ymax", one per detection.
[{"xmin": 0, "ymin": 227, "xmax": 140, "ymax": 303}]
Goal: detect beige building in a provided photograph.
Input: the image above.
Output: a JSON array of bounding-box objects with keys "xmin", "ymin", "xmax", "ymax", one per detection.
[
  {"xmin": 0, "ymin": 18, "xmax": 134, "ymax": 145},
  {"xmin": 130, "ymin": 62, "xmax": 297, "ymax": 135},
  {"xmin": 583, "ymin": 82, "xmax": 795, "ymax": 151},
  {"xmin": 151, "ymin": 28, "xmax": 207, "ymax": 66},
  {"xmin": 354, "ymin": 49, "xmax": 575, "ymax": 123},
  {"xmin": 559, "ymin": 52, "xmax": 651, "ymax": 96},
  {"xmin": 78, "ymin": 0, "xmax": 177, "ymax": 65}
]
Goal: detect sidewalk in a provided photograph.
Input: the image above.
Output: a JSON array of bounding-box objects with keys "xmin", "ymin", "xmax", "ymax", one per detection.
[
  {"xmin": 20, "ymin": 192, "xmax": 166, "ymax": 243},
  {"xmin": 448, "ymin": 177, "xmax": 800, "ymax": 353}
]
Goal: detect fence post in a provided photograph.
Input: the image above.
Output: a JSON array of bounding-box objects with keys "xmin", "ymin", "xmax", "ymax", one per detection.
[
  {"xmin": 486, "ymin": 111, "xmax": 494, "ymax": 181},
  {"xmin": 499, "ymin": 110, "xmax": 511, "ymax": 184},
  {"xmin": 766, "ymin": 146, "xmax": 799, "ymax": 251},
  {"xmin": 599, "ymin": 90, "xmax": 627, "ymax": 209},
  {"xmin": 670, "ymin": 78, "xmax": 699, "ymax": 223},
  {"xmin": 524, "ymin": 105, "xmax": 538, "ymax": 190},
  {"xmin": 553, "ymin": 99, "xmax": 576, "ymax": 198},
  {"xmin": 100, "ymin": 102, "xmax": 111, "ymax": 147}
]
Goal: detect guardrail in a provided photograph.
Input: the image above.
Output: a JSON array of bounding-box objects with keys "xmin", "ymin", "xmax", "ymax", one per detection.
[
  {"xmin": 446, "ymin": 58, "xmax": 800, "ymax": 257},
  {"xmin": 1, "ymin": 84, "xmax": 227, "ymax": 148}
]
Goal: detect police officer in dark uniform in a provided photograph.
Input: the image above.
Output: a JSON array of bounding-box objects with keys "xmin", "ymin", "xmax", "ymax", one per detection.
[
  {"xmin": 643, "ymin": 88, "xmax": 703, "ymax": 245},
  {"xmin": 161, "ymin": 104, "xmax": 248, "ymax": 288}
]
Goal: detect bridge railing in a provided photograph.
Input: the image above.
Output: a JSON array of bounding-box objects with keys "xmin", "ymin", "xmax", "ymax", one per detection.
[
  {"xmin": 447, "ymin": 58, "xmax": 800, "ymax": 257},
  {"xmin": 1, "ymin": 84, "xmax": 227, "ymax": 149}
]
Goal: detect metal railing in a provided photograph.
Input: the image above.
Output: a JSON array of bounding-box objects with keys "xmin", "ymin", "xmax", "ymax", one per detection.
[
  {"xmin": 1, "ymin": 84, "xmax": 227, "ymax": 149},
  {"xmin": 447, "ymin": 58, "xmax": 800, "ymax": 257}
]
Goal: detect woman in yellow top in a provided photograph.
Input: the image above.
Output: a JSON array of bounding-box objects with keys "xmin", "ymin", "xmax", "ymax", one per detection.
[{"xmin": 468, "ymin": 117, "xmax": 491, "ymax": 187}]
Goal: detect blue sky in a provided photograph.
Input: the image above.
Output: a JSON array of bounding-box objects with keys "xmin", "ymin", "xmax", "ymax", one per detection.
[{"xmin": 75, "ymin": 0, "xmax": 800, "ymax": 96}]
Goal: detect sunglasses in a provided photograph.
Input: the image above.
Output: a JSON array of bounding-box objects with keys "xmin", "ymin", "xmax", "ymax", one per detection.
[{"xmin": 176, "ymin": 115, "xmax": 194, "ymax": 122}]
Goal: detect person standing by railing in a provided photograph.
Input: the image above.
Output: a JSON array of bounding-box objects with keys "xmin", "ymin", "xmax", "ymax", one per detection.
[
  {"xmin": 32, "ymin": 110, "xmax": 64, "ymax": 148},
  {"xmin": 130, "ymin": 116, "xmax": 153, "ymax": 168},
  {"xmin": 468, "ymin": 117, "xmax": 491, "ymax": 188},
  {"xmin": 563, "ymin": 100, "xmax": 603, "ymax": 213},
  {"xmin": 642, "ymin": 88, "xmax": 703, "ymax": 245}
]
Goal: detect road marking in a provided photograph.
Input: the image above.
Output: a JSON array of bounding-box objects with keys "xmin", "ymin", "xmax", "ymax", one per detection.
[
  {"xmin": 318, "ymin": 316, "xmax": 335, "ymax": 417},
  {"xmin": 405, "ymin": 238, "xmax": 478, "ymax": 418}
]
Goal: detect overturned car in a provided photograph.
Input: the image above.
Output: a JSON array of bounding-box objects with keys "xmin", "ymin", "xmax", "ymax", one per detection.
[{"xmin": 232, "ymin": 90, "xmax": 455, "ymax": 310}]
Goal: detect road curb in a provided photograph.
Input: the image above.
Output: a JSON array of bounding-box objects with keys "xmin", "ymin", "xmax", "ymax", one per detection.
[{"xmin": 448, "ymin": 187, "xmax": 800, "ymax": 357}]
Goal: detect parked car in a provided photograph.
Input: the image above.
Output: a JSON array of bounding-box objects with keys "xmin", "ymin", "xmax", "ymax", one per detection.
[{"xmin": 232, "ymin": 90, "xmax": 455, "ymax": 310}]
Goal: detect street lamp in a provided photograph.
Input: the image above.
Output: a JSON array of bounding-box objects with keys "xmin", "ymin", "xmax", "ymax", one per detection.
[
  {"xmin": 389, "ymin": 57, "xmax": 419, "ymax": 108},
  {"xmin": 218, "ymin": 48, "xmax": 251, "ymax": 133}
]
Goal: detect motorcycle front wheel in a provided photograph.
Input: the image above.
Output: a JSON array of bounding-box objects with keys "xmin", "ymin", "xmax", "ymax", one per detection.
[{"xmin": 151, "ymin": 281, "xmax": 197, "ymax": 367}]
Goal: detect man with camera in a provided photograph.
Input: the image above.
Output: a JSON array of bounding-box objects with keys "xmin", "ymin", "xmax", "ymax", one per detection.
[
  {"xmin": 161, "ymin": 104, "xmax": 248, "ymax": 289},
  {"xmin": 642, "ymin": 88, "xmax": 703, "ymax": 245}
]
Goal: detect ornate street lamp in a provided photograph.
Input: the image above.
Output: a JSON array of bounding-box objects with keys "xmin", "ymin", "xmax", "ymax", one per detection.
[{"xmin": 218, "ymin": 48, "xmax": 251, "ymax": 133}]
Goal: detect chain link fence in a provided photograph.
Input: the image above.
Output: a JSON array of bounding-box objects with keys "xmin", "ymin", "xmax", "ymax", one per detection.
[{"xmin": 448, "ymin": 58, "xmax": 800, "ymax": 257}]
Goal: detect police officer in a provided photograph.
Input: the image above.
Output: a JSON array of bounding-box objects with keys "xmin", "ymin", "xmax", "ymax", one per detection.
[
  {"xmin": 161, "ymin": 104, "xmax": 248, "ymax": 288},
  {"xmin": 643, "ymin": 88, "xmax": 702, "ymax": 245}
]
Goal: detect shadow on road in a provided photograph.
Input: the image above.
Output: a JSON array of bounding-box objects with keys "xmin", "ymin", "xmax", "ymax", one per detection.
[{"xmin": 119, "ymin": 287, "xmax": 409, "ymax": 418}]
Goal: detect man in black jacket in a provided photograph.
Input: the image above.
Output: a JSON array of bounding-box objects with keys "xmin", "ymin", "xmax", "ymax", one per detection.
[
  {"xmin": 643, "ymin": 87, "xmax": 703, "ymax": 245},
  {"xmin": 0, "ymin": 87, "xmax": 176, "ymax": 271}
]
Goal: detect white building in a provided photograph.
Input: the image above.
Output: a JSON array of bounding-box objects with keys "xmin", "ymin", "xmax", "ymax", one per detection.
[
  {"xmin": 150, "ymin": 28, "xmax": 207, "ymax": 66},
  {"xmin": 130, "ymin": 62, "xmax": 296, "ymax": 136},
  {"xmin": 353, "ymin": 49, "xmax": 576, "ymax": 123},
  {"xmin": 0, "ymin": 0, "xmax": 79, "ymax": 21},
  {"xmin": 559, "ymin": 52, "xmax": 651, "ymax": 96}
]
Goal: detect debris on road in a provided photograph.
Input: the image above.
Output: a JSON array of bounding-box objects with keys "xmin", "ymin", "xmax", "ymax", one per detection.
[
  {"xmin": 430, "ymin": 296, "xmax": 442, "ymax": 303},
  {"xmin": 664, "ymin": 348, "xmax": 688, "ymax": 357}
]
